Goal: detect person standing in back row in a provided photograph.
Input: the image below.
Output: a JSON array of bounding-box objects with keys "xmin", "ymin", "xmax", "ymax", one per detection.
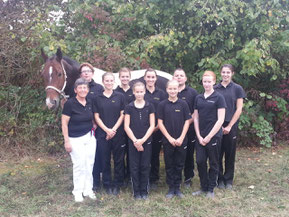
[
  {"xmin": 214, "ymin": 64, "xmax": 246, "ymax": 190},
  {"xmin": 115, "ymin": 68, "xmax": 135, "ymax": 186},
  {"xmin": 144, "ymin": 68, "xmax": 167, "ymax": 190},
  {"xmin": 173, "ymin": 68, "xmax": 198, "ymax": 188},
  {"xmin": 192, "ymin": 71, "xmax": 226, "ymax": 198}
]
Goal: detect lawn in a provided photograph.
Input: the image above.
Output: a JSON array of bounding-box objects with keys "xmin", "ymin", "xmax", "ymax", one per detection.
[{"xmin": 0, "ymin": 146, "xmax": 288, "ymax": 217}]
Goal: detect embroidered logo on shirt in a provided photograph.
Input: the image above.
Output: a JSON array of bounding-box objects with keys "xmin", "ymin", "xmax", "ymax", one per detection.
[
  {"xmin": 175, "ymin": 109, "xmax": 181, "ymax": 112},
  {"xmin": 154, "ymin": 97, "xmax": 160, "ymax": 100},
  {"xmin": 207, "ymin": 100, "xmax": 215, "ymax": 103},
  {"xmin": 182, "ymin": 97, "xmax": 186, "ymax": 100},
  {"xmin": 212, "ymin": 142, "xmax": 217, "ymax": 146},
  {"xmin": 112, "ymin": 100, "xmax": 115, "ymax": 103}
]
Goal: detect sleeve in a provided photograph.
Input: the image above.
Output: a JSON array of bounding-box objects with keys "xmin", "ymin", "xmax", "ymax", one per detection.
[
  {"xmin": 194, "ymin": 95, "xmax": 200, "ymax": 110},
  {"xmin": 149, "ymin": 103, "xmax": 155, "ymax": 114},
  {"xmin": 92, "ymin": 96, "xmax": 99, "ymax": 113},
  {"xmin": 124, "ymin": 104, "xmax": 131, "ymax": 115},
  {"xmin": 183, "ymin": 102, "xmax": 191, "ymax": 120},
  {"xmin": 191, "ymin": 89, "xmax": 198, "ymax": 111},
  {"xmin": 156, "ymin": 102, "xmax": 164, "ymax": 120},
  {"xmin": 217, "ymin": 94, "xmax": 227, "ymax": 109},
  {"xmin": 62, "ymin": 100, "xmax": 72, "ymax": 116},
  {"xmin": 236, "ymin": 85, "xmax": 246, "ymax": 99}
]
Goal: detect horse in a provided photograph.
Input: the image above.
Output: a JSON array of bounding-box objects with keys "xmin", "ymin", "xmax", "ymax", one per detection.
[
  {"xmin": 41, "ymin": 48, "xmax": 172, "ymax": 110},
  {"xmin": 41, "ymin": 48, "xmax": 80, "ymax": 110}
]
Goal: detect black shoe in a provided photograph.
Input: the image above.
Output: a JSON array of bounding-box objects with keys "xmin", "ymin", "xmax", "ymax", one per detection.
[
  {"xmin": 192, "ymin": 190, "xmax": 207, "ymax": 196},
  {"xmin": 206, "ymin": 191, "xmax": 215, "ymax": 198},
  {"xmin": 166, "ymin": 188, "xmax": 175, "ymax": 199},
  {"xmin": 225, "ymin": 184, "xmax": 233, "ymax": 190},
  {"xmin": 134, "ymin": 193, "xmax": 142, "ymax": 200},
  {"xmin": 142, "ymin": 194, "xmax": 149, "ymax": 200},
  {"xmin": 93, "ymin": 185, "xmax": 101, "ymax": 192},
  {"xmin": 112, "ymin": 187, "xmax": 120, "ymax": 196},
  {"xmin": 149, "ymin": 182, "xmax": 158, "ymax": 190},
  {"xmin": 105, "ymin": 187, "xmax": 112, "ymax": 195},
  {"xmin": 217, "ymin": 181, "xmax": 225, "ymax": 189},
  {"xmin": 184, "ymin": 179, "xmax": 192, "ymax": 188},
  {"xmin": 175, "ymin": 189, "xmax": 184, "ymax": 198}
]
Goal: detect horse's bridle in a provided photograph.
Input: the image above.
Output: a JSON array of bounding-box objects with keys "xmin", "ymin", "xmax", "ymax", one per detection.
[{"xmin": 45, "ymin": 60, "xmax": 69, "ymax": 99}]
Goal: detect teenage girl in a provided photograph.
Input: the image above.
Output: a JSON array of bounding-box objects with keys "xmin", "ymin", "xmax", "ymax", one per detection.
[
  {"xmin": 93, "ymin": 72, "xmax": 125, "ymax": 196},
  {"xmin": 214, "ymin": 64, "xmax": 246, "ymax": 189},
  {"xmin": 144, "ymin": 68, "xmax": 167, "ymax": 189},
  {"xmin": 192, "ymin": 71, "xmax": 226, "ymax": 198},
  {"xmin": 124, "ymin": 82, "xmax": 155, "ymax": 200}
]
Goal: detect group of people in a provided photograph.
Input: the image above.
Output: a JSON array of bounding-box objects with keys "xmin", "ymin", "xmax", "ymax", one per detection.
[{"xmin": 61, "ymin": 64, "xmax": 245, "ymax": 202}]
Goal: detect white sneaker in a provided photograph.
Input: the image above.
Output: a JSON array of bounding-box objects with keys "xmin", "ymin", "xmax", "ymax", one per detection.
[
  {"xmin": 84, "ymin": 192, "xmax": 97, "ymax": 200},
  {"xmin": 74, "ymin": 194, "xmax": 84, "ymax": 202}
]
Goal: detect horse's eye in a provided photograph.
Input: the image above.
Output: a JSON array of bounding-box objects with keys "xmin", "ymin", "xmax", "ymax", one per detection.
[{"xmin": 58, "ymin": 73, "xmax": 62, "ymax": 77}]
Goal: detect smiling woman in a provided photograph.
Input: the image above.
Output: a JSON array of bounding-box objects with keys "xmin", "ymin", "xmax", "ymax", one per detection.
[{"xmin": 61, "ymin": 77, "xmax": 97, "ymax": 202}]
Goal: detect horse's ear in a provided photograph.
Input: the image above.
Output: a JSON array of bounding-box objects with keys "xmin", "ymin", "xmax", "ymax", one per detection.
[
  {"xmin": 56, "ymin": 47, "xmax": 62, "ymax": 62},
  {"xmin": 41, "ymin": 48, "xmax": 48, "ymax": 62}
]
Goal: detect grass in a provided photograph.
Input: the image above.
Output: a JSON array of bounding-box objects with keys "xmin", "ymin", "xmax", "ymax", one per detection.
[{"xmin": 0, "ymin": 146, "xmax": 288, "ymax": 217}]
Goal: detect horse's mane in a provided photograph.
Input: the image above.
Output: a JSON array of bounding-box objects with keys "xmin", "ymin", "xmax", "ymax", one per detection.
[{"xmin": 62, "ymin": 56, "xmax": 80, "ymax": 70}]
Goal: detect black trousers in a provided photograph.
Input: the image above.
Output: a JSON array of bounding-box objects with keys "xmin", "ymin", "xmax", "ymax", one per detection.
[
  {"xmin": 98, "ymin": 136, "xmax": 126, "ymax": 188},
  {"xmin": 129, "ymin": 140, "xmax": 152, "ymax": 196},
  {"xmin": 184, "ymin": 132, "xmax": 196, "ymax": 181},
  {"xmin": 92, "ymin": 135, "xmax": 103, "ymax": 188},
  {"xmin": 149, "ymin": 130, "xmax": 163, "ymax": 183},
  {"xmin": 163, "ymin": 141, "xmax": 187, "ymax": 189},
  {"xmin": 124, "ymin": 136, "xmax": 130, "ymax": 180},
  {"xmin": 218, "ymin": 122, "xmax": 238, "ymax": 185},
  {"xmin": 196, "ymin": 137, "xmax": 221, "ymax": 192}
]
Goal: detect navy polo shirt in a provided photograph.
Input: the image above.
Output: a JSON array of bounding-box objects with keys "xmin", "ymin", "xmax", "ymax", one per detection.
[
  {"xmin": 157, "ymin": 99, "xmax": 191, "ymax": 142},
  {"xmin": 214, "ymin": 81, "xmax": 246, "ymax": 122},
  {"xmin": 194, "ymin": 91, "xmax": 227, "ymax": 138},
  {"xmin": 115, "ymin": 86, "xmax": 135, "ymax": 105},
  {"xmin": 62, "ymin": 97, "xmax": 93, "ymax": 138},
  {"xmin": 93, "ymin": 91, "xmax": 125, "ymax": 139},
  {"xmin": 124, "ymin": 101, "xmax": 155, "ymax": 142}
]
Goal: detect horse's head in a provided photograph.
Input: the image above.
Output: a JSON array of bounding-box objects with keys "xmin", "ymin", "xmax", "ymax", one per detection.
[{"xmin": 41, "ymin": 48, "xmax": 68, "ymax": 110}]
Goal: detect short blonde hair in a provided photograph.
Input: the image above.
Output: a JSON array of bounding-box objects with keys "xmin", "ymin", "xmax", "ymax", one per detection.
[
  {"xmin": 132, "ymin": 81, "xmax": 145, "ymax": 91},
  {"xmin": 166, "ymin": 79, "xmax": 179, "ymax": 88},
  {"xmin": 118, "ymin": 67, "xmax": 131, "ymax": 77},
  {"xmin": 102, "ymin": 72, "xmax": 115, "ymax": 82}
]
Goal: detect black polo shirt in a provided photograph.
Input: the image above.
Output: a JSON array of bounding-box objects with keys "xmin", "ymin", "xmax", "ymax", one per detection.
[
  {"xmin": 115, "ymin": 86, "xmax": 135, "ymax": 105},
  {"xmin": 214, "ymin": 81, "xmax": 246, "ymax": 122},
  {"xmin": 87, "ymin": 79, "xmax": 104, "ymax": 100},
  {"xmin": 62, "ymin": 97, "xmax": 93, "ymax": 138},
  {"xmin": 157, "ymin": 99, "xmax": 191, "ymax": 142},
  {"xmin": 178, "ymin": 86, "xmax": 198, "ymax": 136},
  {"xmin": 93, "ymin": 91, "xmax": 125, "ymax": 139},
  {"xmin": 194, "ymin": 91, "xmax": 227, "ymax": 138},
  {"xmin": 145, "ymin": 87, "xmax": 167, "ymax": 125},
  {"xmin": 124, "ymin": 101, "xmax": 155, "ymax": 142}
]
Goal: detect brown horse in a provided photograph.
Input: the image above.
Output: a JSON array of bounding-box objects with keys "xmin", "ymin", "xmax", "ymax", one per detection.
[{"xmin": 41, "ymin": 48, "xmax": 80, "ymax": 109}]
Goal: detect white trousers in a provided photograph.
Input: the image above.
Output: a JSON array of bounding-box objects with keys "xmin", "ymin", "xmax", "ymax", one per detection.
[{"xmin": 69, "ymin": 131, "xmax": 96, "ymax": 196}]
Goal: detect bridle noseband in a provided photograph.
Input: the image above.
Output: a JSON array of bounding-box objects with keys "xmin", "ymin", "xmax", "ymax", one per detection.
[{"xmin": 45, "ymin": 60, "xmax": 69, "ymax": 99}]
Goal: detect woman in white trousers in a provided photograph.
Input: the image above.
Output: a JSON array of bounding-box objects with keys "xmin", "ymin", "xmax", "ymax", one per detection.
[{"xmin": 62, "ymin": 78, "xmax": 97, "ymax": 202}]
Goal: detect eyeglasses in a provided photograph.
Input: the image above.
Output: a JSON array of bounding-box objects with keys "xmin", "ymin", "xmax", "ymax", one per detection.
[{"xmin": 81, "ymin": 70, "xmax": 93, "ymax": 74}]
